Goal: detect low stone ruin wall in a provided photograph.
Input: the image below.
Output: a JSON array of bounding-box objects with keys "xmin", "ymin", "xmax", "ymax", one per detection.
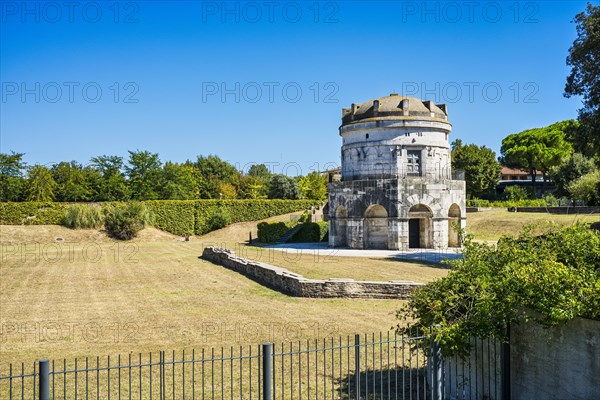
[{"xmin": 201, "ymin": 247, "xmax": 423, "ymax": 299}]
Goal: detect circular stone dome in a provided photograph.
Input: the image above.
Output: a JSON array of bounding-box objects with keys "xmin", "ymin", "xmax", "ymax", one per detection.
[{"xmin": 341, "ymin": 94, "xmax": 448, "ymax": 126}]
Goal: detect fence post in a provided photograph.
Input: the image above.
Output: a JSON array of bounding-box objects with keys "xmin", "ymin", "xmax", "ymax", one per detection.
[
  {"xmin": 501, "ymin": 324, "xmax": 511, "ymax": 400},
  {"xmin": 262, "ymin": 343, "xmax": 272, "ymax": 400},
  {"xmin": 39, "ymin": 360, "xmax": 49, "ymax": 400},
  {"xmin": 354, "ymin": 334, "xmax": 360, "ymax": 400},
  {"xmin": 429, "ymin": 340, "xmax": 443, "ymax": 400},
  {"xmin": 159, "ymin": 350, "xmax": 165, "ymax": 400}
]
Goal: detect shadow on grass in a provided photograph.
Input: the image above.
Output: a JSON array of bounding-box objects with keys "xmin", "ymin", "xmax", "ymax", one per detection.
[{"xmin": 336, "ymin": 366, "xmax": 430, "ymax": 400}]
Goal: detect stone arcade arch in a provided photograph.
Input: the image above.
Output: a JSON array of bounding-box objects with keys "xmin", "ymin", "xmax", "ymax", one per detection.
[
  {"xmin": 364, "ymin": 205, "xmax": 388, "ymax": 249},
  {"xmin": 448, "ymin": 204, "xmax": 461, "ymax": 247},
  {"xmin": 334, "ymin": 206, "xmax": 347, "ymax": 247},
  {"xmin": 408, "ymin": 204, "xmax": 433, "ymax": 248}
]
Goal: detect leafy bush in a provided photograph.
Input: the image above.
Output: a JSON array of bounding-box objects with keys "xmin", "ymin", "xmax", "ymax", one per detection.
[
  {"xmin": 567, "ymin": 170, "xmax": 600, "ymax": 206},
  {"xmin": 543, "ymin": 194, "xmax": 560, "ymax": 207},
  {"xmin": 207, "ymin": 207, "xmax": 232, "ymax": 231},
  {"xmin": 289, "ymin": 222, "xmax": 329, "ymax": 242},
  {"xmin": 62, "ymin": 204, "xmax": 104, "ymax": 229},
  {"xmin": 466, "ymin": 198, "xmax": 490, "ymax": 207},
  {"xmin": 104, "ymin": 202, "xmax": 152, "ymax": 240},
  {"xmin": 257, "ymin": 221, "xmax": 293, "ymax": 243},
  {"xmin": 399, "ymin": 223, "xmax": 600, "ymax": 356},
  {"xmin": 502, "ymin": 185, "xmax": 530, "ymax": 201},
  {"xmin": 467, "ymin": 198, "xmax": 550, "ymax": 208}
]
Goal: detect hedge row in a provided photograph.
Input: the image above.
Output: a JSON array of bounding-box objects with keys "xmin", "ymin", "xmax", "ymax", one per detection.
[
  {"xmin": 257, "ymin": 220, "xmax": 329, "ymax": 243},
  {"xmin": 466, "ymin": 199, "xmax": 548, "ymax": 208},
  {"xmin": 0, "ymin": 202, "xmax": 69, "ymax": 225},
  {"xmin": 0, "ymin": 200, "xmax": 318, "ymax": 237},
  {"xmin": 289, "ymin": 222, "xmax": 329, "ymax": 243},
  {"xmin": 257, "ymin": 221, "xmax": 293, "ymax": 243}
]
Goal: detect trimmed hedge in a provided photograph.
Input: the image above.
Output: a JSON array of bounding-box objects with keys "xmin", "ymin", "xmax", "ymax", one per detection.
[
  {"xmin": 194, "ymin": 200, "xmax": 317, "ymax": 235},
  {"xmin": 467, "ymin": 198, "xmax": 548, "ymax": 208},
  {"xmin": 0, "ymin": 202, "xmax": 69, "ymax": 225},
  {"xmin": 289, "ymin": 222, "xmax": 329, "ymax": 242},
  {"xmin": 257, "ymin": 221, "xmax": 293, "ymax": 243},
  {"xmin": 145, "ymin": 200, "xmax": 196, "ymax": 236},
  {"xmin": 0, "ymin": 200, "xmax": 317, "ymax": 237},
  {"xmin": 257, "ymin": 220, "xmax": 329, "ymax": 243}
]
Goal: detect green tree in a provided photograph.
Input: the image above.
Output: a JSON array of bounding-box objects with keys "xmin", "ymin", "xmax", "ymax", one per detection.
[
  {"xmin": 159, "ymin": 162, "xmax": 198, "ymax": 200},
  {"xmin": 125, "ymin": 150, "xmax": 163, "ymax": 200},
  {"xmin": 51, "ymin": 161, "xmax": 96, "ymax": 202},
  {"xmin": 0, "ymin": 152, "xmax": 26, "ymax": 201},
  {"xmin": 247, "ymin": 164, "xmax": 272, "ymax": 180},
  {"xmin": 268, "ymin": 174, "xmax": 300, "ymax": 199},
  {"xmin": 298, "ymin": 171, "xmax": 328, "ymax": 200},
  {"xmin": 90, "ymin": 155, "xmax": 130, "ymax": 201},
  {"xmin": 565, "ymin": 3, "xmax": 600, "ymax": 158},
  {"xmin": 239, "ymin": 175, "xmax": 268, "ymax": 199},
  {"xmin": 398, "ymin": 224, "xmax": 600, "ymax": 356},
  {"xmin": 451, "ymin": 140, "xmax": 501, "ymax": 198},
  {"xmin": 195, "ymin": 155, "xmax": 240, "ymax": 198},
  {"xmin": 500, "ymin": 121, "xmax": 575, "ymax": 194},
  {"xmin": 549, "ymin": 153, "xmax": 596, "ymax": 197},
  {"xmin": 567, "ymin": 170, "xmax": 600, "ymax": 205},
  {"xmin": 25, "ymin": 165, "xmax": 57, "ymax": 201}
]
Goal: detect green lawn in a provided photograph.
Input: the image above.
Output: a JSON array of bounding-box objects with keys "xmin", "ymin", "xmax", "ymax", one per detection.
[{"xmin": 466, "ymin": 209, "xmax": 599, "ymax": 241}]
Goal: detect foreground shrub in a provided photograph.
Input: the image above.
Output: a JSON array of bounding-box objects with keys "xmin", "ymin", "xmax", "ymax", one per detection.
[
  {"xmin": 104, "ymin": 202, "xmax": 152, "ymax": 240},
  {"xmin": 257, "ymin": 221, "xmax": 293, "ymax": 243},
  {"xmin": 398, "ymin": 223, "xmax": 600, "ymax": 356},
  {"xmin": 62, "ymin": 204, "xmax": 104, "ymax": 229}
]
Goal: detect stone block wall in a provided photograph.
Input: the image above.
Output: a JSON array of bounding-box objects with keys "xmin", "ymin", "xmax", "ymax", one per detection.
[{"xmin": 201, "ymin": 247, "xmax": 423, "ymax": 299}]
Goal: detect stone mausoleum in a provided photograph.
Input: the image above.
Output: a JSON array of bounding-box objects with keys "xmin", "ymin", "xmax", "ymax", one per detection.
[{"xmin": 327, "ymin": 94, "xmax": 466, "ymax": 250}]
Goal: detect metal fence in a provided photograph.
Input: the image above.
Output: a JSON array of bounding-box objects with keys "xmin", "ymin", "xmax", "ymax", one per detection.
[{"xmin": 0, "ymin": 329, "xmax": 442, "ymax": 400}]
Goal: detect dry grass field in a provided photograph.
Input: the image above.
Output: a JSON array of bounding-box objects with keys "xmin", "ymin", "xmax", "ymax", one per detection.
[
  {"xmin": 1, "ymin": 208, "xmax": 597, "ymax": 371},
  {"xmin": 0, "ymin": 215, "xmax": 444, "ymax": 369}
]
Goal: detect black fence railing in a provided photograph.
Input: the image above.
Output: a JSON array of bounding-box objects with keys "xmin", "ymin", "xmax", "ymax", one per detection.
[{"xmin": 0, "ymin": 329, "xmax": 442, "ymax": 400}]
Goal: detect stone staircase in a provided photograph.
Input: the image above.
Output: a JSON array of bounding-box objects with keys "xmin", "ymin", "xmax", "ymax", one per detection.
[
  {"xmin": 275, "ymin": 202, "xmax": 328, "ymax": 244},
  {"xmin": 275, "ymin": 223, "xmax": 304, "ymax": 244}
]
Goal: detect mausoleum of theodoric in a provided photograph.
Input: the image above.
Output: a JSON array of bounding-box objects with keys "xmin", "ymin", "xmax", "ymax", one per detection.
[{"xmin": 327, "ymin": 94, "xmax": 466, "ymax": 250}]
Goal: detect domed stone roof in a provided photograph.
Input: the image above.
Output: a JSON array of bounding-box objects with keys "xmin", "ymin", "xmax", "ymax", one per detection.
[{"xmin": 341, "ymin": 94, "xmax": 448, "ymax": 125}]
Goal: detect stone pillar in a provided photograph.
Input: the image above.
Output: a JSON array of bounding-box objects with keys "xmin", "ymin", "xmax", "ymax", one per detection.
[
  {"xmin": 432, "ymin": 218, "xmax": 448, "ymax": 250},
  {"xmin": 328, "ymin": 219, "xmax": 336, "ymax": 247},
  {"xmin": 388, "ymin": 219, "xmax": 409, "ymax": 250},
  {"xmin": 346, "ymin": 218, "xmax": 364, "ymax": 249}
]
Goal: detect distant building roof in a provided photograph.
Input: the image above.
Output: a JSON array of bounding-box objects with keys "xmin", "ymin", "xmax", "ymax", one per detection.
[
  {"xmin": 321, "ymin": 167, "xmax": 341, "ymax": 175},
  {"xmin": 501, "ymin": 167, "xmax": 543, "ymax": 176}
]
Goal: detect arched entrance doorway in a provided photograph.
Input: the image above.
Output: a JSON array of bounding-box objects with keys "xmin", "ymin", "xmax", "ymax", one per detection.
[
  {"xmin": 334, "ymin": 206, "xmax": 347, "ymax": 247},
  {"xmin": 448, "ymin": 204, "xmax": 461, "ymax": 247},
  {"xmin": 365, "ymin": 205, "xmax": 388, "ymax": 249},
  {"xmin": 408, "ymin": 204, "xmax": 433, "ymax": 248}
]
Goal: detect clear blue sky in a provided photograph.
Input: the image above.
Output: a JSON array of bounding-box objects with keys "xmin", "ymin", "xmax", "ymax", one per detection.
[{"xmin": 0, "ymin": 1, "xmax": 588, "ymax": 175}]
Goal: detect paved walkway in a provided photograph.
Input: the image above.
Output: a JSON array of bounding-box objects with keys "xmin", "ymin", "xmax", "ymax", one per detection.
[{"xmin": 264, "ymin": 242, "xmax": 462, "ymax": 264}]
